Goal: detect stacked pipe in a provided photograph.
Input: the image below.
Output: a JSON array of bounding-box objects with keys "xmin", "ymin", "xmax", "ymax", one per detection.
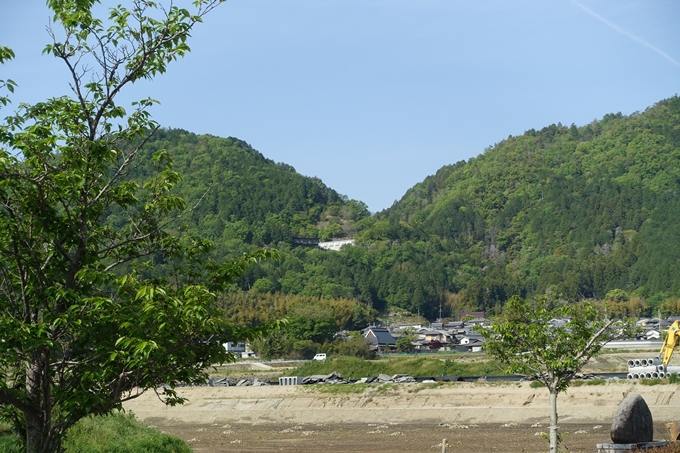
[
  {"xmin": 627, "ymin": 357, "xmax": 680, "ymax": 379},
  {"xmin": 655, "ymin": 364, "xmax": 680, "ymax": 379}
]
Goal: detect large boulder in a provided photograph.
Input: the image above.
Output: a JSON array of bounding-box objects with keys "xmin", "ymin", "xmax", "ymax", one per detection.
[{"xmin": 610, "ymin": 394, "xmax": 654, "ymax": 443}]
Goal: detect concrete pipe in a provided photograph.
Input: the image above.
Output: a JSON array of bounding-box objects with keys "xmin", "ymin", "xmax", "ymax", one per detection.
[
  {"xmin": 627, "ymin": 365, "xmax": 661, "ymax": 374},
  {"xmin": 628, "ymin": 360, "xmax": 636, "ymax": 367},
  {"xmin": 645, "ymin": 373, "xmax": 653, "ymax": 378},
  {"xmin": 652, "ymin": 372, "xmax": 659, "ymax": 378},
  {"xmin": 641, "ymin": 359, "xmax": 649, "ymax": 366},
  {"xmin": 634, "ymin": 359, "xmax": 642, "ymax": 366},
  {"xmin": 665, "ymin": 366, "xmax": 680, "ymax": 375},
  {"xmin": 657, "ymin": 365, "xmax": 667, "ymax": 372},
  {"xmin": 627, "ymin": 374, "xmax": 635, "ymax": 379},
  {"xmin": 659, "ymin": 372, "xmax": 666, "ymax": 378},
  {"xmin": 633, "ymin": 373, "xmax": 640, "ymax": 379}
]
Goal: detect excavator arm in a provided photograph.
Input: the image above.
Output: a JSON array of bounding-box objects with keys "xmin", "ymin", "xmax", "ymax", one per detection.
[{"xmin": 659, "ymin": 320, "xmax": 680, "ymax": 365}]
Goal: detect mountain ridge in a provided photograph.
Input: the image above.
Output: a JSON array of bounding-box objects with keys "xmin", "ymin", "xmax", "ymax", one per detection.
[{"xmin": 135, "ymin": 96, "xmax": 680, "ymax": 319}]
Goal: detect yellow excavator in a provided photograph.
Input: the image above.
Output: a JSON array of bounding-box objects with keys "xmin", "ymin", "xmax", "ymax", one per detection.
[
  {"xmin": 660, "ymin": 321, "xmax": 680, "ymax": 441},
  {"xmin": 627, "ymin": 320, "xmax": 680, "ymax": 380},
  {"xmin": 659, "ymin": 320, "xmax": 680, "ymax": 365}
]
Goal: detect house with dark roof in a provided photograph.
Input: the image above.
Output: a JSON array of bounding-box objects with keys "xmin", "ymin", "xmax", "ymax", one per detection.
[
  {"xmin": 455, "ymin": 334, "xmax": 485, "ymax": 352},
  {"xmin": 363, "ymin": 326, "xmax": 397, "ymax": 352}
]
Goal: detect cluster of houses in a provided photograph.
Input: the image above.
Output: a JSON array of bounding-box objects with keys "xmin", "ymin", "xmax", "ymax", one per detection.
[
  {"xmin": 361, "ymin": 314, "xmax": 680, "ymax": 354},
  {"xmin": 225, "ymin": 314, "xmax": 680, "ymax": 359},
  {"xmin": 363, "ymin": 314, "xmax": 487, "ymax": 354},
  {"xmin": 635, "ymin": 317, "xmax": 680, "ymax": 340}
]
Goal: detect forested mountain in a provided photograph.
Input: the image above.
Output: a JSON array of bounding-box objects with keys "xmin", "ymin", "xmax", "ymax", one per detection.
[
  {"xmin": 132, "ymin": 97, "xmax": 680, "ymax": 321},
  {"xmin": 124, "ymin": 129, "xmax": 370, "ymax": 257},
  {"xmin": 373, "ymin": 96, "xmax": 680, "ymax": 316}
]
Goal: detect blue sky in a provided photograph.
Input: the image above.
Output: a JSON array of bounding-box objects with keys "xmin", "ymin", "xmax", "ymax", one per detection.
[{"xmin": 1, "ymin": 1, "xmax": 679, "ymax": 212}]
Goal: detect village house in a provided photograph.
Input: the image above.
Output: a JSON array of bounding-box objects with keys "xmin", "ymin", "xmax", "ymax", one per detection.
[{"xmin": 363, "ymin": 326, "xmax": 397, "ymax": 352}]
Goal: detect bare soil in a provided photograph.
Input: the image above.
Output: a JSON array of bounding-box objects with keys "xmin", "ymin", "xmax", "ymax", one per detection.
[
  {"xmin": 145, "ymin": 420, "xmax": 670, "ymax": 453},
  {"xmin": 125, "ymin": 353, "xmax": 680, "ymax": 452}
]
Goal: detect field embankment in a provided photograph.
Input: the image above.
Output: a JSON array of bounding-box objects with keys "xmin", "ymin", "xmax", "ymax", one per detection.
[{"xmin": 125, "ymin": 380, "xmax": 680, "ymax": 426}]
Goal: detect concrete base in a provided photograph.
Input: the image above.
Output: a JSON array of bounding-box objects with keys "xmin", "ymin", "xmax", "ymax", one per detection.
[{"xmin": 597, "ymin": 441, "xmax": 670, "ymax": 452}]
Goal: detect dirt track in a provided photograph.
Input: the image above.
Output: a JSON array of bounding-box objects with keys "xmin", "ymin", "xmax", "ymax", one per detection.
[{"xmin": 125, "ymin": 380, "xmax": 680, "ymax": 452}]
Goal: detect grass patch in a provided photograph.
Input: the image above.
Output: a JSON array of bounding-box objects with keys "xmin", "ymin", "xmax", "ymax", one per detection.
[
  {"xmin": 375, "ymin": 383, "xmax": 399, "ymax": 393},
  {"xmin": 62, "ymin": 412, "xmax": 191, "ymax": 453},
  {"xmin": 285, "ymin": 355, "xmax": 503, "ymax": 379},
  {"xmin": 0, "ymin": 412, "xmax": 189, "ymax": 453},
  {"xmin": 301, "ymin": 382, "xmax": 401, "ymax": 395},
  {"xmin": 0, "ymin": 421, "xmax": 22, "ymax": 453},
  {"xmin": 407, "ymin": 381, "xmax": 452, "ymax": 393},
  {"xmin": 301, "ymin": 383, "xmax": 369, "ymax": 394},
  {"xmin": 529, "ymin": 381, "xmax": 544, "ymax": 388},
  {"xmin": 639, "ymin": 378, "xmax": 665, "ymax": 386},
  {"xmin": 570, "ymin": 378, "xmax": 606, "ymax": 387},
  {"xmin": 0, "ymin": 424, "xmax": 21, "ymax": 453},
  {"xmin": 0, "ymin": 435, "xmax": 22, "ymax": 453}
]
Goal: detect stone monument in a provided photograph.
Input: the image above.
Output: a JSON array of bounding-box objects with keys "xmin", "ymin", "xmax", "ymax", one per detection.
[
  {"xmin": 597, "ymin": 393, "xmax": 668, "ymax": 453},
  {"xmin": 610, "ymin": 393, "xmax": 654, "ymax": 443}
]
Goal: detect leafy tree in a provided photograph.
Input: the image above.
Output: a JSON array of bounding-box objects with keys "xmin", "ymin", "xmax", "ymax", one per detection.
[
  {"xmin": 481, "ymin": 296, "xmax": 616, "ymax": 453},
  {"xmin": 0, "ymin": 2, "xmax": 280, "ymax": 452},
  {"xmin": 249, "ymin": 330, "xmax": 290, "ymax": 361},
  {"xmin": 395, "ymin": 336, "xmax": 413, "ymax": 352},
  {"xmin": 396, "ymin": 328, "xmax": 416, "ymax": 353},
  {"xmin": 324, "ymin": 336, "xmax": 375, "ymax": 359},
  {"xmin": 289, "ymin": 340, "xmax": 318, "ymax": 360},
  {"xmin": 286, "ymin": 309, "xmax": 337, "ymax": 345}
]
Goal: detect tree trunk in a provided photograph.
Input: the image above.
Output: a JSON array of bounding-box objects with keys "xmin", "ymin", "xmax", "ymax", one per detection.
[
  {"xmin": 25, "ymin": 359, "xmax": 44, "ymax": 453},
  {"xmin": 549, "ymin": 387, "xmax": 559, "ymax": 453},
  {"xmin": 25, "ymin": 350, "xmax": 55, "ymax": 453}
]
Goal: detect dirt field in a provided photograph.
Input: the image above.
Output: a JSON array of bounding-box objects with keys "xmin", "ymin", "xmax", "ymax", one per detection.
[
  {"xmin": 125, "ymin": 376, "xmax": 680, "ymax": 453},
  {"xmin": 145, "ymin": 420, "xmax": 670, "ymax": 453}
]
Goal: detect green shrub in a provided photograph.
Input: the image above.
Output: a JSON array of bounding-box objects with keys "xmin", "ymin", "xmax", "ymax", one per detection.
[
  {"xmin": 640, "ymin": 378, "xmax": 664, "ymax": 386},
  {"xmin": 62, "ymin": 412, "xmax": 190, "ymax": 453},
  {"xmin": 530, "ymin": 381, "xmax": 544, "ymax": 388},
  {"xmin": 0, "ymin": 421, "xmax": 22, "ymax": 453},
  {"xmin": 323, "ymin": 338, "xmax": 375, "ymax": 359},
  {"xmin": 668, "ymin": 373, "xmax": 680, "ymax": 384},
  {"xmin": 570, "ymin": 378, "xmax": 606, "ymax": 387},
  {"xmin": 0, "ymin": 434, "xmax": 22, "ymax": 453},
  {"xmin": 303, "ymin": 383, "xmax": 369, "ymax": 394},
  {"xmin": 290, "ymin": 339, "xmax": 318, "ymax": 360}
]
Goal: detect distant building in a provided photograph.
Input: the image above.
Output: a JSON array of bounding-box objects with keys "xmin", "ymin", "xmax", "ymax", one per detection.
[
  {"xmin": 363, "ymin": 326, "xmax": 397, "ymax": 352},
  {"xmin": 318, "ymin": 238, "xmax": 355, "ymax": 251},
  {"xmin": 459, "ymin": 311, "xmax": 485, "ymax": 321},
  {"xmin": 223, "ymin": 341, "xmax": 246, "ymax": 354},
  {"xmin": 292, "ymin": 237, "xmax": 356, "ymax": 251},
  {"xmin": 223, "ymin": 341, "xmax": 258, "ymax": 358},
  {"xmin": 292, "ymin": 237, "xmax": 320, "ymax": 246}
]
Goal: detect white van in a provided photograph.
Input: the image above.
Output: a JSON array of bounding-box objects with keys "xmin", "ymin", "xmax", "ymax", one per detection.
[{"xmin": 313, "ymin": 353, "xmax": 327, "ymax": 361}]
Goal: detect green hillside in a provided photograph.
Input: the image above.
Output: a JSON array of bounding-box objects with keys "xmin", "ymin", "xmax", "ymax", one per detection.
[
  {"xmin": 131, "ymin": 97, "xmax": 680, "ymax": 320},
  {"xmin": 128, "ymin": 129, "xmax": 369, "ymax": 254},
  {"xmin": 376, "ymin": 96, "xmax": 680, "ymax": 314}
]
